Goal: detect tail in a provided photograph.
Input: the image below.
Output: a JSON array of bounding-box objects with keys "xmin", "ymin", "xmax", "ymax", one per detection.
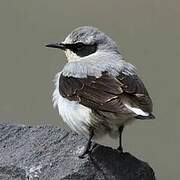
[{"xmin": 135, "ymin": 113, "xmax": 155, "ymax": 120}]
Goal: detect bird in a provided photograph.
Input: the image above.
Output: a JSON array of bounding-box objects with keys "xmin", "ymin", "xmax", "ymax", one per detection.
[{"xmin": 46, "ymin": 26, "xmax": 155, "ymax": 158}]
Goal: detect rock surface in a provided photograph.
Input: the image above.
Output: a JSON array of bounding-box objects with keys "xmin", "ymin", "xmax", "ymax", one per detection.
[{"xmin": 0, "ymin": 124, "xmax": 156, "ymax": 180}]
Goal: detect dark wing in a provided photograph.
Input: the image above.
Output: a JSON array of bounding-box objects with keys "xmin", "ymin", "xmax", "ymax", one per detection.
[
  {"xmin": 59, "ymin": 71, "xmax": 154, "ymax": 118},
  {"xmin": 117, "ymin": 72, "xmax": 153, "ymax": 113}
]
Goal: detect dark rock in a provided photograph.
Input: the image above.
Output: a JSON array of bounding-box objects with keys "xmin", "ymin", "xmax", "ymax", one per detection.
[{"xmin": 0, "ymin": 124, "xmax": 156, "ymax": 180}]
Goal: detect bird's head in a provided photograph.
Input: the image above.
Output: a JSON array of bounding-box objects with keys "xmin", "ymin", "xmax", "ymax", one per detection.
[{"xmin": 46, "ymin": 26, "xmax": 119, "ymax": 61}]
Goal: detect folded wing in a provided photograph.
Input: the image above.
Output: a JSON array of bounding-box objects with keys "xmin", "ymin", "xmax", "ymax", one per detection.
[{"xmin": 59, "ymin": 71, "xmax": 154, "ymax": 119}]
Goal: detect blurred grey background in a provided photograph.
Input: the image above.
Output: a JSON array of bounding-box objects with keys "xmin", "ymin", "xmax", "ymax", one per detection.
[{"xmin": 0, "ymin": 0, "xmax": 179, "ymax": 179}]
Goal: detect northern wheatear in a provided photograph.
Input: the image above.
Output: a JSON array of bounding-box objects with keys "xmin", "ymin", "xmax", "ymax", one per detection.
[{"xmin": 46, "ymin": 26, "xmax": 155, "ymax": 158}]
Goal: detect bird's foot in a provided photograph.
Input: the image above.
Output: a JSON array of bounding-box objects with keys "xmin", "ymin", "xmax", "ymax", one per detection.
[
  {"xmin": 117, "ymin": 146, "xmax": 123, "ymax": 153},
  {"xmin": 78, "ymin": 143, "xmax": 99, "ymax": 158},
  {"xmin": 78, "ymin": 146, "xmax": 90, "ymax": 159}
]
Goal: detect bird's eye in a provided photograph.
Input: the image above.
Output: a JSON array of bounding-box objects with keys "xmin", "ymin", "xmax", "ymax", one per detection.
[{"xmin": 75, "ymin": 42, "xmax": 85, "ymax": 50}]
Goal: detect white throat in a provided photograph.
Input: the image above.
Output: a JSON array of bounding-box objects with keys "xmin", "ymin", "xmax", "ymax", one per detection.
[{"xmin": 65, "ymin": 49, "xmax": 80, "ymax": 62}]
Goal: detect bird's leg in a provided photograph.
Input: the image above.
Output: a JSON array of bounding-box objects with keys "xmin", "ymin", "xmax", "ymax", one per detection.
[
  {"xmin": 88, "ymin": 142, "xmax": 100, "ymax": 155},
  {"xmin": 117, "ymin": 125, "xmax": 124, "ymax": 153},
  {"xmin": 90, "ymin": 143, "xmax": 99, "ymax": 152},
  {"xmin": 79, "ymin": 129, "xmax": 94, "ymax": 158}
]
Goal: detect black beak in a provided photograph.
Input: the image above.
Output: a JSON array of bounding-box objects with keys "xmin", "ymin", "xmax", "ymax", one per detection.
[{"xmin": 45, "ymin": 42, "xmax": 66, "ymax": 50}]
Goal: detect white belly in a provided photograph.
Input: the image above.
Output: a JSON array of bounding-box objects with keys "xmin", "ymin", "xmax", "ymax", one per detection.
[
  {"xmin": 52, "ymin": 72, "xmax": 133, "ymax": 148},
  {"xmin": 53, "ymin": 90, "xmax": 119, "ymax": 147},
  {"xmin": 53, "ymin": 73, "xmax": 92, "ymax": 137}
]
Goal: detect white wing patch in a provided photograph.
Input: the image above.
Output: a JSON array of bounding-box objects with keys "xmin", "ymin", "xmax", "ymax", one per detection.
[{"xmin": 124, "ymin": 103, "xmax": 149, "ymax": 116}]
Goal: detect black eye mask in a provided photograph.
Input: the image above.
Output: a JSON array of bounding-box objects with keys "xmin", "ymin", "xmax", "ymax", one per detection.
[{"xmin": 65, "ymin": 42, "xmax": 97, "ymax": 57}]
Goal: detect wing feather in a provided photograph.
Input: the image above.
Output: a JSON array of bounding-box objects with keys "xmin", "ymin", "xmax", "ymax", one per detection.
[{"xmin": 59, "ymin": 71, "xmax": 154, "ymax": 118}]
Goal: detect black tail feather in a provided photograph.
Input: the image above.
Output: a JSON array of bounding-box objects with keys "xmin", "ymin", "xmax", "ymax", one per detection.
[{"xmin": 135, "ymin": 113, "xmax": 155, "ymax": 120}]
